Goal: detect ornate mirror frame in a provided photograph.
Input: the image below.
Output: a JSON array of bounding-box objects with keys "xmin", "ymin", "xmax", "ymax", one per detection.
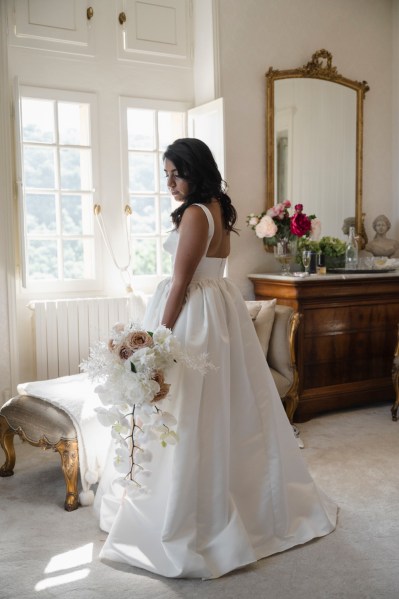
[{"xmin": 266, "ymin": 49, "xmax": 369, "ymax": 244}]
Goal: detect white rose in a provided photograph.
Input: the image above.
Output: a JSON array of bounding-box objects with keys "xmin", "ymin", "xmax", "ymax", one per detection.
[
  {"xmin": 255, "ymin": 215, "xmax": 278, "ymax": 238},
  {"xmin": 248, "ymin": 215, "xmax": 259, "ymax": 226}
]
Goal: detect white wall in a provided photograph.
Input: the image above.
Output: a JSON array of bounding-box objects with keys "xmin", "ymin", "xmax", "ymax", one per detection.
[{"xmin": 216, "ymin": 0, "xmax": 395, "ymax": 296}]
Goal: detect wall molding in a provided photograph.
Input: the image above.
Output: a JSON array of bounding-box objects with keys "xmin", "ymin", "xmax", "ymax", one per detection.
[{"xmin": 0, "ymin": 2, "xmax": 19, "ymax": 397}]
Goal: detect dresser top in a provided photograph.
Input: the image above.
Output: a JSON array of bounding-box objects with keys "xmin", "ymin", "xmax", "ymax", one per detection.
[{"xmin": 248, "ymin": 270, "xmax": 399, "ymax": 283}]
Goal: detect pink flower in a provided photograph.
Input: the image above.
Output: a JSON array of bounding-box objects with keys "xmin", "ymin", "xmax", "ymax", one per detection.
[
  {"xmin": 114, "ymin": 330, "xmax": 154, "ymax": 361},
  {"xmin": 151, "ymin": 370, "xmax": 171, "ymax": 403},
  {"xmin": 255, "ymin": 215, "xmax": 278, "ymax": 238},
  {"xmin": 267, "ymin": 203, "xmax": 286, "ymax": 219},
  {"xmin": 310, "ymin": 217, "xmax": 322, "ymax": 241},
  {"xmin": 266, "ymin": 205, "xmax": 280, "ymax": 218}
]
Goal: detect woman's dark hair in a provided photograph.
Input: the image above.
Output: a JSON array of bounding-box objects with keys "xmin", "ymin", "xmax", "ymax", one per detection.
[{"xmin": 163, "ymin": 138, "xmax": 238, "ymax": 232}]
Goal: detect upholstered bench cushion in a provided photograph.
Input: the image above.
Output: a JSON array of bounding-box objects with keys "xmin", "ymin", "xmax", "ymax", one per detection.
[
  {"xmin": 15, "ymin": 373, "xmax": 113, "ymax": 505},
  {"xmin": 269, "ymin": 368, "xmax": 291, "ymax": 399},
  {"xmin": 246, "ymin": 299, "xmax": 276, "ymax": 355},
  {"xmin": 2, "ymin": 395, "xmax": 76, "ymax": 444}
]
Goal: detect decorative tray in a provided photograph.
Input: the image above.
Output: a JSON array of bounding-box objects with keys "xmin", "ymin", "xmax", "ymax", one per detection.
[{"xmin": 327, "ymin": 268, "xmax": 397, "ymax": 274}]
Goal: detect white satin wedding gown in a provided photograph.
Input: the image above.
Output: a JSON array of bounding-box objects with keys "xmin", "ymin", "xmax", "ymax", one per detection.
[{"xmin": 94, "ymin": 203, "xmax": 337, "ymax": 579}]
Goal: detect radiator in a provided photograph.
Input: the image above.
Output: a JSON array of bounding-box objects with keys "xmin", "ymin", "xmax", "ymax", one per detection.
[{"xmin": 30, "ymin": 297, "xmax": 140, "ymax": 380}]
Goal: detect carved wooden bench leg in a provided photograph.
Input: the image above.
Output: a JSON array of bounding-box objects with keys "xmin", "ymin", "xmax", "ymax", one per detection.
[
  {"xmin": 56, "ymin": 438, "xmax": 79, "ymax": 511},
  {"xmin": 283, "ymin": 390, "xmax": 299, "ymax": 424},
  {"xmin": 0, "ymin": 415, "xmax": 16, "ymax": 476},
  {"xmin": 283, "ymin": 312, "xmax": 301, "ymax": 423}
]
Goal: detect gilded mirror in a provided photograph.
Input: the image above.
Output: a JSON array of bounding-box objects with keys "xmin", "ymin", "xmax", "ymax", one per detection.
[{"xmin": 266, "ymin": 49, "xmax": 369, "ymax": 244}]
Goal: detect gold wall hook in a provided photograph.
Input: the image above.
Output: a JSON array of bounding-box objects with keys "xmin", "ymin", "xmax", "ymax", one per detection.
[
  {"xmin": 119, "ymin": 12, "xmax": 126, "ymax": 25},
  {"xmin": 86, "ymin": 7, "xmax": 94, "ymax": 20},
  {"xmin": 124, "ymin": 205, "xmax": 132, "ymax": 216},
  {"xmin": 93, "ymin": 204, "xmax": 101, "ymax": 215}
]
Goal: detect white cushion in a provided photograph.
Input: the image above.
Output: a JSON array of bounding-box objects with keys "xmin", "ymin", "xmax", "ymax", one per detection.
[
  {"xmin": 246, "ymin": 301, "xmax": 262, "ymax": 320},
  {"xmin": 246, "ymin": 299, "xmax": 276, "ymax": 356}
]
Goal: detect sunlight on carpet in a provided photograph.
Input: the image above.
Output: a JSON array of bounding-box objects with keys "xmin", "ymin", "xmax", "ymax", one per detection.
[{"xmin": 34, "ymin": 543, "xmax": 94, "ymax": 591}]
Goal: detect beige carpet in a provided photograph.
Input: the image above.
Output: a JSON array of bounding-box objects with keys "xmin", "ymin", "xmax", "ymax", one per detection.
[{"xmin": 1, "ymin": 403, "xmax": 398, "ymax": 599}]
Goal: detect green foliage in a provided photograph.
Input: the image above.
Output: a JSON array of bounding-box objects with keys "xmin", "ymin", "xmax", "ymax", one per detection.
[
  {"xmin": 297, "ymin": 237, "xmax": 321, "ymax": 253},
  {"xmin": 296, "ymin": 236, "xmax": 346, "ymax": 266},
  {"xmin": 319, "ymin": 236, "xmax": 346, "ymax": 256},
  {"xmin": 297, "ymin": 236, "xmax": 346, "ymax": 256}
]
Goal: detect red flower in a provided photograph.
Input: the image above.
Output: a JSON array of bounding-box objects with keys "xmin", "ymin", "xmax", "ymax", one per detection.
[{"xmin": 290, "ymin": 206, "xmax": 312, "ymax": 237}]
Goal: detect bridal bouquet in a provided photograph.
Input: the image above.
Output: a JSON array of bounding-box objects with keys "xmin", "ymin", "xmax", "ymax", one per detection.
[{"xmin": 81, "ymin": 322, "xmax": 212, "ymax": 493}]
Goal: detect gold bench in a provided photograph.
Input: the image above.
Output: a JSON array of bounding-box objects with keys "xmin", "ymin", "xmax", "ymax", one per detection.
[{"xmin": 0, "ymin": 395, "xmax": 79, "ymax": 511}]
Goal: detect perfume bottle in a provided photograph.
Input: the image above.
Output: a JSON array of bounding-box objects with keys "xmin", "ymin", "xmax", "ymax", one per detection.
[
  {"xmin": 345, "ymin": 226, "xmax": 358, "ymax": 269},
  {"xmin": 316, "ymin": 252, "xmax": 326, "ymax": 275}
]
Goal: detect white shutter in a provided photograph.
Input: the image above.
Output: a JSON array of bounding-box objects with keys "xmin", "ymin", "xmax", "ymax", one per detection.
[
  {"xmin": 12, "ymin": 77, "xmax": 27, "ymax": 287},
  {"xmin": 187, "ymin": 97, "xmax": 225, "ymax": 179}
]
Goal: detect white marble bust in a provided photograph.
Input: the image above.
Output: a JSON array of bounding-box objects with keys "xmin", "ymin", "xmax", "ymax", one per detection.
[{"xmin": 365, "ymin": 214, "xmax": 399, "ymax": 258}]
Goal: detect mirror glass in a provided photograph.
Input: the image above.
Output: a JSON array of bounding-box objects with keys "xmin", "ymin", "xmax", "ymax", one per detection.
[{"xmin": 266, "ymin": 50, "xmax": 369, "ymax": 242}]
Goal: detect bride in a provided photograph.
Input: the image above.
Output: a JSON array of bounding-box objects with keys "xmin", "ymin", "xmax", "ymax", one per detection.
[{"xmin": 94, "ymin": 138, "xmax": 337, "ymax": 579}]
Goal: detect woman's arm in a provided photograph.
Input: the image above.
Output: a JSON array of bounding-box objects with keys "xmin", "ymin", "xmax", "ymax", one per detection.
[{"xmin": 161, "ymin": 205, "xmax": 209, "ymax": 330}]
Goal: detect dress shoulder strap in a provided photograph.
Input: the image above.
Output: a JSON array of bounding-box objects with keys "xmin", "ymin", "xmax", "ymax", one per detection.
[{"xmin": 192, "ymin": 203, "xmax": 215, "ymax": 240}]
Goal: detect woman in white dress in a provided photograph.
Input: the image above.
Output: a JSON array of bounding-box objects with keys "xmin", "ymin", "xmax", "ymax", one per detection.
[{"xmin": 95, "ymin": 138, "xmax": 337, "ymax": 579}]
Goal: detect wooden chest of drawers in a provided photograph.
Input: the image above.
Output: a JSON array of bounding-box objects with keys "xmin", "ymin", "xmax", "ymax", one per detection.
[{"xmin": 249, "ymin": 272, "xmax": 399, "ymax": 421}]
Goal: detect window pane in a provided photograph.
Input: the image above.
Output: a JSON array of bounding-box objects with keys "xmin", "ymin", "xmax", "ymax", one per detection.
[
  {"xmin": 60, "ymin": 148, "xmax": 92, "ymax": 190},
  {"xmin": 133, "ymin": 238, "xmax": 156, "ymax": 275},
  {"xmin": 21, "ymin": 98, "xmax": 55, "ymax": 143},
  {"xmin": 27, "ymin": 240, "xmax": 58, "ymax": 279},
  {"xmin": 24, "ymin": 146, "xmax": 56, "ymax": 188},
  {"xmin": 26, "ymin": 193, "xmax": 57, "ymax": 234},
  {"xmin": 127, "ymin": 109, "xmax": 155, "ymax": 150},
  {"xmin": 159, "ymin": 153, "xmax": 168, "ymax": 193},
  {"xmin": 58, "ymin": 102, "xmax": 90, "ymax": 145},
  {"xmin": 130, "ymin": 196, "xmax": 157, "ymax": 234},
  {"xmin": 123, "ymin": 105, "xmax": 186, "ymax": 280},
  {"xmin": 63, "ymin": 240, "xmax": 85, "ymax": 279},
  {"xmin": 158, "ymin": 111, "xmax": 185, "ymax": 150},
  {"xmin": 129, "ymin": 152, "xmax": 155, "ymax": 192},
  {"xmin": 161, "ymin": 241, "xmax": 173, "ymax": 275},
  {"xmin": 160, "ymin": 196, "xmax": 175, "ymax": 232},
  {"xmin": 20, "ymin": 89, "xmax": 96, "ymax": 287},
  {"xmin": 61, "ymin": 194, "xmax": 93, "ymax": 235}
]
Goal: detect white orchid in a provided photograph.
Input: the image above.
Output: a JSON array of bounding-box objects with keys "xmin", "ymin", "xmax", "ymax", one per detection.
[
  {"xmin": 159, "ymin": 429, "xmax": 179, "ymax": 447},
  {"xmin": 113, "ymin": 445, "xmax": 130, "ymax": 473}
]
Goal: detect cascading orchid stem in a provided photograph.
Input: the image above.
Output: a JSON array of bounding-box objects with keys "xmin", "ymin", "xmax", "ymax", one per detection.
[{"xmin": 81, "ymin": 321, "xmax": 213, "ymax": 494}]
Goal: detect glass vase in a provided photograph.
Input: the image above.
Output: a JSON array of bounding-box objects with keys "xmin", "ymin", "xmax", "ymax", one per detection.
[{"xmin": 274, "ymin": 239, "xmax": 297, "ymax": 275}]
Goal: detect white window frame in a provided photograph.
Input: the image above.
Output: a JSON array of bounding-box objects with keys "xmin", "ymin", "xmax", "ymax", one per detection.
[
  {"xmin": 15, "ymin": 83, "xmax": 103, "ymax": 294},
  {"xmin": 119, "ymin": 96, "xmax": 189, "ymax": 294}
]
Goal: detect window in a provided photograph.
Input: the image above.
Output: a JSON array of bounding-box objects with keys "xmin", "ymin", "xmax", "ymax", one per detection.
[
  {"xmin": 120, "ymin": 99, "xmax": 187, "ymax": 284},
  {"xmin": 17, "ymin": 86, "xmax": 100, "ymax": 291}
]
